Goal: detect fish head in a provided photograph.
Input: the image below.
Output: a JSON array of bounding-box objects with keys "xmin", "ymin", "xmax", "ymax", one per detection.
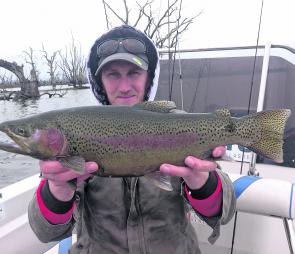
[{"xmin": 0, "ymin": 118, "xmax": 67, "ymax": 159}]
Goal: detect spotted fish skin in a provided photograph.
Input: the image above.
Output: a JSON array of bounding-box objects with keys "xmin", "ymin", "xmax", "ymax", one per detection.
[{"xmin": 0, "ymin": 101, "xmax": 291, "ymax": 176}]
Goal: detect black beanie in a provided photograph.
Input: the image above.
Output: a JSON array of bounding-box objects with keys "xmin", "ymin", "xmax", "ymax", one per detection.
[{"xmin": 87, "ymin": 25, "xmax": 158, "ymax": 105}]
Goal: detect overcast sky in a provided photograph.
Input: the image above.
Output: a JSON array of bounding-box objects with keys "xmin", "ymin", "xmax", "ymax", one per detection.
[{"xmin": 1, "ymin": 0, "xmax": 295, "ymax": 66}]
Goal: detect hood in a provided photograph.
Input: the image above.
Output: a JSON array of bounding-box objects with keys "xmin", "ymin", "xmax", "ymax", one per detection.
[{"xmin": 87, "ymin": 25, "xmax": 160, "ymax": 105}]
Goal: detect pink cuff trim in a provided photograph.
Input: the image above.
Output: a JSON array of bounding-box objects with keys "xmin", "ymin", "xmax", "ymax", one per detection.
[
  {"xmin": 185, "ymin": 173, "xmax": 222, "ymax": 217},
  {"xmin": 36, "ymin": 179, "xmax": 75, "ymax": 224}
]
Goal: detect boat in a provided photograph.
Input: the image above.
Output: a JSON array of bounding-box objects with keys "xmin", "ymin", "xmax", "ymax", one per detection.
[{"xmin": 0, "ymin": 44, "xmax": 295, "ymax": 253}]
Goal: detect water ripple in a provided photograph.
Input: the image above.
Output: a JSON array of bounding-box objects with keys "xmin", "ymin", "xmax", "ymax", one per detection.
[{"xmin": 0, "ymin": 88, "xmax": 97, "ymax": 188}]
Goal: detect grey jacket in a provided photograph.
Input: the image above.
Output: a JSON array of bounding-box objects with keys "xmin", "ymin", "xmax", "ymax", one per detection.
[{"xmin": 28, "ymin": 170, "xmax": 236, "ymax": 254}]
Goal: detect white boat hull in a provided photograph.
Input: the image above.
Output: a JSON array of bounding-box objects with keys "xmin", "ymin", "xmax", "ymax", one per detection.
[{"xmin": 0, "ymin": 162, "xmax": 294, "ymax": 254}]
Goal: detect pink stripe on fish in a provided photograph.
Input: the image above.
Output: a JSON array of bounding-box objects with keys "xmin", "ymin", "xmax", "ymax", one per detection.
[{"xmin": 92, "ymin": 133, "xmax": 199, "ymax": 149}]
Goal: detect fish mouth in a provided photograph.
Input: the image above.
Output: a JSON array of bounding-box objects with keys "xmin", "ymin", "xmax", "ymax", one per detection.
[{"xmin": 0, "ymin": 128, "xmax": 32, "ymax": 156}]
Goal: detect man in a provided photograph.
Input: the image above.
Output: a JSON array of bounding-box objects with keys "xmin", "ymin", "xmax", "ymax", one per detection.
[{"xmin": 29, "ymin": 25, "xmax": 236, "ymax": 254}]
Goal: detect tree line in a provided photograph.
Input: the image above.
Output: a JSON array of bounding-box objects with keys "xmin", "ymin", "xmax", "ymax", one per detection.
[
  {"xmin": 0, "ymin": 0, "xmax": 198, "ymax": 100},
  {"xmin": 0, "ymin": 35, "xmax": 87, "ymax": 90}
]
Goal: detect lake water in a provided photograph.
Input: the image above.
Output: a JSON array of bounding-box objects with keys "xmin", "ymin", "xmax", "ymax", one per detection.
[{"xmin": 0, "ymin": 87, "xmax": 98, "ymax": 188}]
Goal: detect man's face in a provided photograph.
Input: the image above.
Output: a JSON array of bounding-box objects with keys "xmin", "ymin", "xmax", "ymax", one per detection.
[{"xmin": 101, "ymin": 60, "xmax": 149, "ymax": 106}]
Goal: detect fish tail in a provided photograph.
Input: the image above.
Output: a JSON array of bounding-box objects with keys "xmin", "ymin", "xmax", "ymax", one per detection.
[{"xmin": 244, "ymin": 109, "xmax": 291, "ymax": 163}]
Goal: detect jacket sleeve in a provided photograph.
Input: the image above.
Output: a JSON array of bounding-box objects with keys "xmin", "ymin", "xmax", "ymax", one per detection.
[
  {"xmin": 193, "ymin": 169, "xmax": 236, "ymax": 244},
  {"xmin": 28, "ymin": 193, "xmax": 76, "ymax": 243}
]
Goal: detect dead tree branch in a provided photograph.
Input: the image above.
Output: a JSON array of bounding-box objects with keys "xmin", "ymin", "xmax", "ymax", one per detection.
[
  {"xmin": 102, "ymin": 0, "xmax": 111, "ymax": 29},
  {"xmin": 123, "ymin": 0, "xmax": 129, "ymax": 24},
  {"xmin": 40, "ymin": 88, "xmax": 68, "ymax": 98},
  {"xmin": 100, "ymin": 0, "xmax": 200, "ymax": 49},
  {"xmin": 58, "ymin": 35, "xmax": 87, "ymax": 88},
  {"xmin": 23, "ymin": 47, "xmax": 39, "ymax": 84},
  {"xmin": 101, "ymin": 0, "xmax": 127, "ymax": 24},
  {"xmin": 41, "ymin": 44, "xmax": 60, "ymax": 88}
]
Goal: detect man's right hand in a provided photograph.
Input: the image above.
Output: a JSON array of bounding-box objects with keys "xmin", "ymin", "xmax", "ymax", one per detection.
[{"xmin": 39, "ymin": 160, "xmax": 99, "ymax": 202}]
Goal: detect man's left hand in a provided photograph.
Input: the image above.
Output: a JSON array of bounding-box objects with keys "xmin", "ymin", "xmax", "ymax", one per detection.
[{"xmin": 159, "ymin": 146, "xmax": 226, "ymax": 190}]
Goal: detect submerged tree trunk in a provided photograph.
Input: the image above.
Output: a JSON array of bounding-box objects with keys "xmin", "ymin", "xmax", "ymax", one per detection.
[
  {"xmin": 19, "ymin": 81, "xmax": 39, "ymax": 98},
  {"xmin": 0, "ymin": 59, "xmax": 40, "ymax": 99}
]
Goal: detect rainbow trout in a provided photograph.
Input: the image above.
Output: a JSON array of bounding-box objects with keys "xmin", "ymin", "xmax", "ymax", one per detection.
[{"xmin": 0, "ymin": 101, "xmax": 291, "ymax": 189}]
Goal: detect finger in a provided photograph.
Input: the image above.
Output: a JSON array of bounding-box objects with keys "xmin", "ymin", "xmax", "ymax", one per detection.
[
  {"xmin": 85, "ymin": 161, "xmax": 99, "ymax": 173},
  {"xmin": 212, "ymin": 146, "xmax": 226, "ymax": 158},
  {"xmin": 160, "ymin": 164, "xmax": 191, "ymax": 178},
  {"xmin": 185, "ymin": 156, "xmax": 217, "ymax": 172},
  {"xmin": 42, "ymin": 170, "xmax": 83, "ymax": 183},
  {"xmin": 40, "ymin": 160, "xmax": 99, "ymax": 174},
  {"xmin": 42, "ymin": 162, "xmax": 98, "ymax": 182},
  {"xmin": 40, "ymin": 160, "xmax": 67, "ymax": 174}
]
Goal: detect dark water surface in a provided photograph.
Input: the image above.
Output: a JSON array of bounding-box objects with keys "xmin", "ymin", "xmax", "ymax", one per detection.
[{"xmin": 0, "ymin": 88, "xmax": 97, "ymax": 188}]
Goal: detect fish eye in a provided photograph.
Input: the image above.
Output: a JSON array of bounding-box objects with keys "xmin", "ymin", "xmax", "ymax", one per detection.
[{"xmin": 15, "ymin": 127, "xmax": 27, "ymax": 136}]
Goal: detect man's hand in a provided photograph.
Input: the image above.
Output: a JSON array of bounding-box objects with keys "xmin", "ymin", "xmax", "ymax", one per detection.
[
  {"xmin": 159, "ymin": 146, "xmax": 226, "ymax": 190},
  {"xmin": 40, "ymin": 160, "xmax": 99, "ymax": 202}
]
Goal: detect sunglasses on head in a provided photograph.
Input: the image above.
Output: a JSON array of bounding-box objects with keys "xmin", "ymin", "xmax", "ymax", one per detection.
[{"xmin": 97, "ymin": 38, "xmax": 146, "ymax": 58}]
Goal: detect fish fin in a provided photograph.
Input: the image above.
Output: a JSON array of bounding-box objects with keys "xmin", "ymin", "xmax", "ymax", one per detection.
[
  {"xmin": 145, "ymin": 171, "xmax": 173, "ymax": 191},
  {"xmin": 59, "ymin": 156, "xmax": 86, "ymax": 174},
  {"xmin": 133, "ymin": 101, "xmax": 177, "ymax": 113},
  {"xmin": 214, "ymin": 108, "xmax": 231, "ymax": 118},
  {"xmin": 244, "ymin": 109, "xmax": 291, "ymax": 163}
]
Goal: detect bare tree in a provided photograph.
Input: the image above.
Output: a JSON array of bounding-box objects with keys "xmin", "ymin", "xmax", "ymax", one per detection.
[
  {"xmin": 0, "ymin": 71, "xmax": 14, "ymax": 87},
  {"xmin": 58, "ymin": 35, "xmax": 87, "ymax": 88},
  {"xmin": 101, "ymin": 0, "xmax": 201, "ymax": 49},
  {"xmin": 23, "ymin": 47, "xmax": 39, "ymax": 84},
  {"xmin": 41, "ymin": 44, "xmax": 60, "ymax": 88},
  {"xmin": 21, "ymin": 47, "xmax": 40, "ymax": 98}
]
